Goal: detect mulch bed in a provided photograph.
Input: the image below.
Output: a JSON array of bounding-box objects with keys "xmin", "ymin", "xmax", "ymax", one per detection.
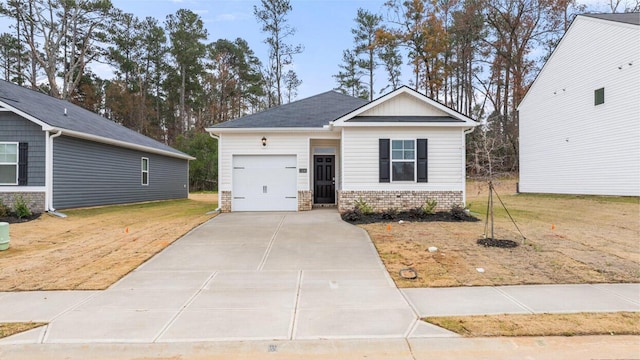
[
  {"xmin": 477, "ymin": 238, "xmax": 519, "ymax": 248},
  {"xmin": 0, "ymin": 213, "xmax": 42, "ymax": 224},
  {"xmin": 341, "ymin": 210, "xmax": 478, "ymax": 224}
]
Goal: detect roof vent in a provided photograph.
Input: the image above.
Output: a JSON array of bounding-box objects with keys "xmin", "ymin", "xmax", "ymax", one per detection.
[{"xmin": 64, "ymin": 108, "xmax": 67, "ymax": 116}]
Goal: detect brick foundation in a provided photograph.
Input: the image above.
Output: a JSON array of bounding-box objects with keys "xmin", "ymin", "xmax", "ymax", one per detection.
[
  {"xmin": 298, "ymin": 190, "xmax": 312, "ymax": 211},
  {"xmin": 220, "ymin": 191, "xmax": 232, "ymax": 213},
  {"xmin": 337, "ymin": 190, "xmax": 463, "ymax": 213},
  {"xmin": 0, "ymin": 192, "xmax": 46, "ymax": 214}
]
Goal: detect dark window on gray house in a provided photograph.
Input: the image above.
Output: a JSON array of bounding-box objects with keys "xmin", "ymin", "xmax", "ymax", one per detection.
[
  {"xmin": 141, "ymin": 157, "xmax": 149, "ymax": 185},
  {"xmin": 0, "ymin": 142, "xmax": 18, "ymax": 185},
  {"xmin": 595, "ymin": 87, "xmax": 605, "ymax": 105}
]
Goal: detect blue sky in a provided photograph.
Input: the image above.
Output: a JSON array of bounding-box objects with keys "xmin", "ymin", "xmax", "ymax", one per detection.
[{"xmin": 110, "ymin": 0, "xmax": 390, "ymax": 99}]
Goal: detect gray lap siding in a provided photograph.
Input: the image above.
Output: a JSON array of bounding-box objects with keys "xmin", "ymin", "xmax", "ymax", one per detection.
[
  {"xmin": 0, "ymin": 113, "xmax": 46, "ymax": 186},
  {"xmin": 53, "ymin": 136, "xmax": 188, "ymax": 209}
]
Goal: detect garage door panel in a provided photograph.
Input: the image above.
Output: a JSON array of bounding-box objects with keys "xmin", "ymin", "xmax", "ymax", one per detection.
[{"xmin": 232, "ymin": 155, "xmax": 298, "ymax": 211}]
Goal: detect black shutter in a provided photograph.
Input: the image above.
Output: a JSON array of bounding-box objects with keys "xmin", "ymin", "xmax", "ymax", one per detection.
[
  {"xmin": 417, "ymin": 138, "xmax": 428, "ymax": 183},
  {"xmin": 379, "ymin": 139, "xmax": 390, "ymax": 183},
  {"xmin": 18, "ymin": 142, "xmax": 28, "ymax": 185}
]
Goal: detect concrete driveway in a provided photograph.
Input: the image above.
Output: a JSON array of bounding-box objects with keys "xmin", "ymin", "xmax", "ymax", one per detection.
[{"xmin": 9, "ymin": 210, "xmax": 452, "ymax": 343}]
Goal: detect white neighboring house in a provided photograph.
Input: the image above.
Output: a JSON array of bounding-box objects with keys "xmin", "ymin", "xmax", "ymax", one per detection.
[
  {"xmin": 518, "ymin": 13, "xmax": 640, "ymax": 196},
  {"xmin": 206, "ymin": 86, "xmax": 477, "ymax": 212}
]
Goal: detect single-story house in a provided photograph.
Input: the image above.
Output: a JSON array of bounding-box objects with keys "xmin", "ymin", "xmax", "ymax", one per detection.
[
  {"xmin": 206, "ymin": 86, "xmax": 477, "ymax": 212},
  {"xmin": 518, "ymin": 13, "xmax": 640, "ymax": 196},
  {"xmin": 0, "ymin": 79, "xmax": 194, "ymax": 213}
]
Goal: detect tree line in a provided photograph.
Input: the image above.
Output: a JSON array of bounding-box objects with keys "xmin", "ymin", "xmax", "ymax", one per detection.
[
  {"xmin": 0, "ymin": 0, "xmax": 637, "ymax": 188},
  {"xmin": 334, "ymin": 0, "xmax": 638, "ymax": 177},
  {"xmin": 0, "ymin": 0, "xmax": 303, "ymax": 190}
]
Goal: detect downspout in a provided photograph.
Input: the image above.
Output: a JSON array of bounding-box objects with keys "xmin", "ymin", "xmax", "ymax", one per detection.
[
  {"xmin": 462, "ymin": 127, "xmax": 475, "ymax": 207},
  {"xmin": 46, "ymin": 130, "xmax": 62, "ymax": 212},
  {"xmin": 208, "ymin": 132, "xmax": 222, "ymax": 212}
]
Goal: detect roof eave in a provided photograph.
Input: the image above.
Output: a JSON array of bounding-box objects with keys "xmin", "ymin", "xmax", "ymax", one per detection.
[
  {"xmin": 206, "ymin": 126, "xmax": 331, "ymax": 134},
  {"xmin": 333, "ymin": 121, "xmax": 477, "ymax": 128},
  {"xmin": 0, "ymin": 100, "xmax": 54, "ymax": 131},
  {"xmin": 54, "ymin": 128, "xmax": 195, "ymax": 160}
]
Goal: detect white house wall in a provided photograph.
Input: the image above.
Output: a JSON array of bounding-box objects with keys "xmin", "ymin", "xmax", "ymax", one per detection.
[
  {"xmin": 519, "ymin": 17, "xmax": 640, "ymax": 196},
  {"xmin": 341, "ymin": 127, "xmax": 465, "ymax": 191},
  {"xmin": 360, "ymin": 92, "xmax": 450, "ymax": 117}
]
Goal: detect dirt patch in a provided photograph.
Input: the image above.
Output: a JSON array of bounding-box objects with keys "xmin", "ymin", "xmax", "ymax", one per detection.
[
  {"xmin": 0, "ymin": 322, "xmax": 46, "ymax": 338},
  {"xmin": 0, "ymin": 195, "xmax": 217, "ymax": 291},
  {"xmin": 477, "ymin": 238, "xmax": 519, "ymax": 248},
  {"xmin": 363, "ymin": 179, "xmax": 640, "ymax": 287},
  {"xmin": 425, "ymin": 312, "xmax": 640, "ymax": 337}
]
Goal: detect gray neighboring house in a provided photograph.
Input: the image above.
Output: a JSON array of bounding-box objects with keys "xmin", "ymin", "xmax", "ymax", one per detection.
[
  {"xmin": 207, "ymin": 86, "xmax": 477, "ymax": 213},
  {"xmin": 0, "ymin": 80, "xmax": 194, "ymax": 213}
]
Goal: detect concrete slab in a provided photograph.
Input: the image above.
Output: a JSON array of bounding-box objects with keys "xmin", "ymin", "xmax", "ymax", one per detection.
[
  {"xmin": 188, "ymin": 288, "xmax": 297, "ymax": 310},
  {"xmin": 43, "ymin": 310, "xmax": 176, "ymax": 343},
  {"xmin": 207, "ymin": 271, "xmax": 299, "ymax": 290},
  {"xmin": 592, "ymin": 283, "xmax": 640, "ymax": 304},
  {"xmin": 402, "ymin": 287, "xmax": 531, "ymax": 316},
  {"xmin": 294, "ymin": 307, "xmax": 415, "ymax": 339},
  {"xmin": 498, "ymin": 284, "xmax": 640, "ymax": 313},
  {"xmin": 75, "ymin": 289, "xmax": 196, "ymax": 311},
  {"xmin": 139, "ymin": 244, "xmax": 266, "ymax": 271},
  {"xmin": 407, "ymin": 320, "xmax": 460, "ymax": 338},
  {"xmin": 110, "ymin": 271, "xmax": 215, "ymax": 290},
  {"xmin": 0, "ymin": 325, "xmax": 46, "ymax": 344},
  {"xmin": 301, "ymin": 270, "xmax": 394, "ymax": 289},
  {"xmin": 0, "ymin": 291, "xmax": 98, "ymax": 322},
  {"xmin": 158, "ymin": 309, "xmax": 293, "ymax": 341},
  {"xmin": 299, "ymin": 287, "xmax": 408, "ymax": 309}
]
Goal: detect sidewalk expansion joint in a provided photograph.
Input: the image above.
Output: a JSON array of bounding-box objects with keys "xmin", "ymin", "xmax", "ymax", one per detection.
[
  {"xmin": 256, "ymin": 215, "xmax": 286, "ymax": 271},
  {"xmin": 151, "ymin": 271, "xmax": 219, "ymax": 343},
  {"xmin": 41, "ymin": 291, "xmax": 101, "ymax": 343},
  {"xmin": 289, "ymin": 270, "xmax": 303, "ymax": 340},
  {"xmin": 491, "ymin": 287, "xmax": 535, "ymax": 314},
  {"xmin": 589, "ymin": 284, "xmax": 640, "ymax": 306}
]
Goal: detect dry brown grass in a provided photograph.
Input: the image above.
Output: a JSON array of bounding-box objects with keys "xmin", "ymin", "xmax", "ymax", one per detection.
[
  {"xmin": 364, "ymin": 179, "xmax": 640, "ymax": 287},
  {"xmin": 0, "ymin": 194, "xmax": 217, "ymax": 291},
  {"xmin": 425, "ymin": 312, "xmax": 640, "ymax": 337},
  {"xmin": 0, "ymin": 322, "xmax": 46, "ymax": 338}
]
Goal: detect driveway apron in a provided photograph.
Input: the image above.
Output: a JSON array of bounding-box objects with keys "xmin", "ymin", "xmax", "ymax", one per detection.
[{"xmin": 33, "ymin": 210, "xmax": 449, "ymax": 343}]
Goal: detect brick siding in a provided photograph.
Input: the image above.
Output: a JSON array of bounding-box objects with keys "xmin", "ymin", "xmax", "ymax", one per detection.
[{"xmin": 337, "ymin": 190, "xmax": 463, "ymax": 213}]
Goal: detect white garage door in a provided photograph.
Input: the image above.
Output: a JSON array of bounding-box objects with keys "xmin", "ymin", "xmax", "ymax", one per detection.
[{"xmin": 232, "ymin": 155, "xmax": 298, "ymax": 211}]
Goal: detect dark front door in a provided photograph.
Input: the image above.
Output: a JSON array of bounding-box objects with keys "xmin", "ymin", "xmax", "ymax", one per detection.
[{"xmin": 314, "ymin": 155, "xmax": 335, "ymax": 204}]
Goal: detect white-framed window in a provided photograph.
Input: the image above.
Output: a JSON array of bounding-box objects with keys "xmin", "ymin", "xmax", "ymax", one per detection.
[
  {"xmin": 0, "ymin": 142, "xmax": 18, "ymax": 185},
  {"xmin": 141, "ymin": 157, "xmax": 149, "ymax": 186},
  {"xmin": 391, "ymin": 139, "xmax": 415, "ymax": 181}
]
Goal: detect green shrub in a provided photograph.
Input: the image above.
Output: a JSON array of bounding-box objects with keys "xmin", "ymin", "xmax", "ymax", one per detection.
[
  {"xmin": 421, "ymin": 199, "xmax": 438, "ymax": 215},
  {"xmin": 450, "ymin": 204, "xmax": 467, "ymax": 220},
  {"xmin": 353, "ymin": 198, "xmax": 374, "ymax": 215},
  {"xmin": 13, "ymin": 195, "xmax": 32, "ymax": 219},
  {"xmin": 0, "ymin": 200, "xmax": 9, "ymax": 217}
]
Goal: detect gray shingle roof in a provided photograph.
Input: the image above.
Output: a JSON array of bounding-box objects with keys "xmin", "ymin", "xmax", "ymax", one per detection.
[
  {"xmin": 349, "ymin": 116, "xmax": 463, "ymax": 123},
  {"xmin": 583, "ymin": 13, "xmax": 640, "ymax": 25},
  {"xmin": 210, "ymin": 90, "xmax": 368, "ymax": 128},
  {"xmin": 0, "ymin": 80, "xmax": 190, "ymax": 159}
]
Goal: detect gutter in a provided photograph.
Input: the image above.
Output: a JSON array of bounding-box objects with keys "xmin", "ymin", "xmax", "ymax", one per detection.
[{"xmin": 464, "ymin": 127, "xmax": 475, "ymax": 135}]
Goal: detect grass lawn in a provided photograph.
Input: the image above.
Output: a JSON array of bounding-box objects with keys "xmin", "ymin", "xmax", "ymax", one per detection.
[
  {"xmin": 0, "ymin": 322, "xmax": 47, "ymax": 339},
  {"xmin": 425, "ymin": 312, "xmax": 640, "ymax": 337},
  {"xmin": 0, "ymin": 194, "xmax": 217, "ymax": 291},
  {"xmin": 364, "ymin": 179, "xmax": 640, "ymax": 288}
]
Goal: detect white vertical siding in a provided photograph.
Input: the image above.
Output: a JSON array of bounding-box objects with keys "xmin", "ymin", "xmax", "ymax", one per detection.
[
  {"xmin": 342, "ymin": 127, "xmax": 465, "ymax": 191},
  {"xmin": 519, "ymin": 17, "xmax": 640, "ymax": 196},
  {"xmin": 219, "ymin": 132, "xmax": 339, "ymax": 192},
  {"xmin": 360, "ymin": 92, "xmax": 449, "ymax": 116}
]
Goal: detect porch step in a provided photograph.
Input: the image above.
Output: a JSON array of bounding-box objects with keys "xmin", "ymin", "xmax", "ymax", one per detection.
[{"xmin": 312, "ymin": 204, "xmax": 337, "ymax": 209}]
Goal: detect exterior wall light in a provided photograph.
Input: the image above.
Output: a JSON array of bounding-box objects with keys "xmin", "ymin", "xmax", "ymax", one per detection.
[{"xmin": 262, "ymin": 137, "xmax": 267, "ymax": 147}]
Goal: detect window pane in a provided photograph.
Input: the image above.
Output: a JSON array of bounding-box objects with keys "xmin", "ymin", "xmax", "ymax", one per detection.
[
  {"xmin": 405, "ymin": 150, "xmax": 415, "ymax": 160},
  {"xmin": 0, "ymin": 144, "xmax": 17, "ymax": 163},
  {"xmin": 391, "ymin": 140, "xmax": 403, "ymax": 150},
  {"xmin": 404, "ymin": 140, "xmax": 414, "ymax": 150},
  {"xmin": 392, "ymin": 162, "xmax": 414, "ymax": 181},
  {"xmin": 142, "ymin": 172, "xmax": 148, "ymax": 185},
  {"xmin": 0, "ymin": 165, "xmax": 17, "ymax": 184},
  {"xmin": 142, "ymin": 159, "xmax": 148, "ymax": 171},
  {"xmin": 392, "ymin": 150, "xmax": 403, "ymax": 160}
]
